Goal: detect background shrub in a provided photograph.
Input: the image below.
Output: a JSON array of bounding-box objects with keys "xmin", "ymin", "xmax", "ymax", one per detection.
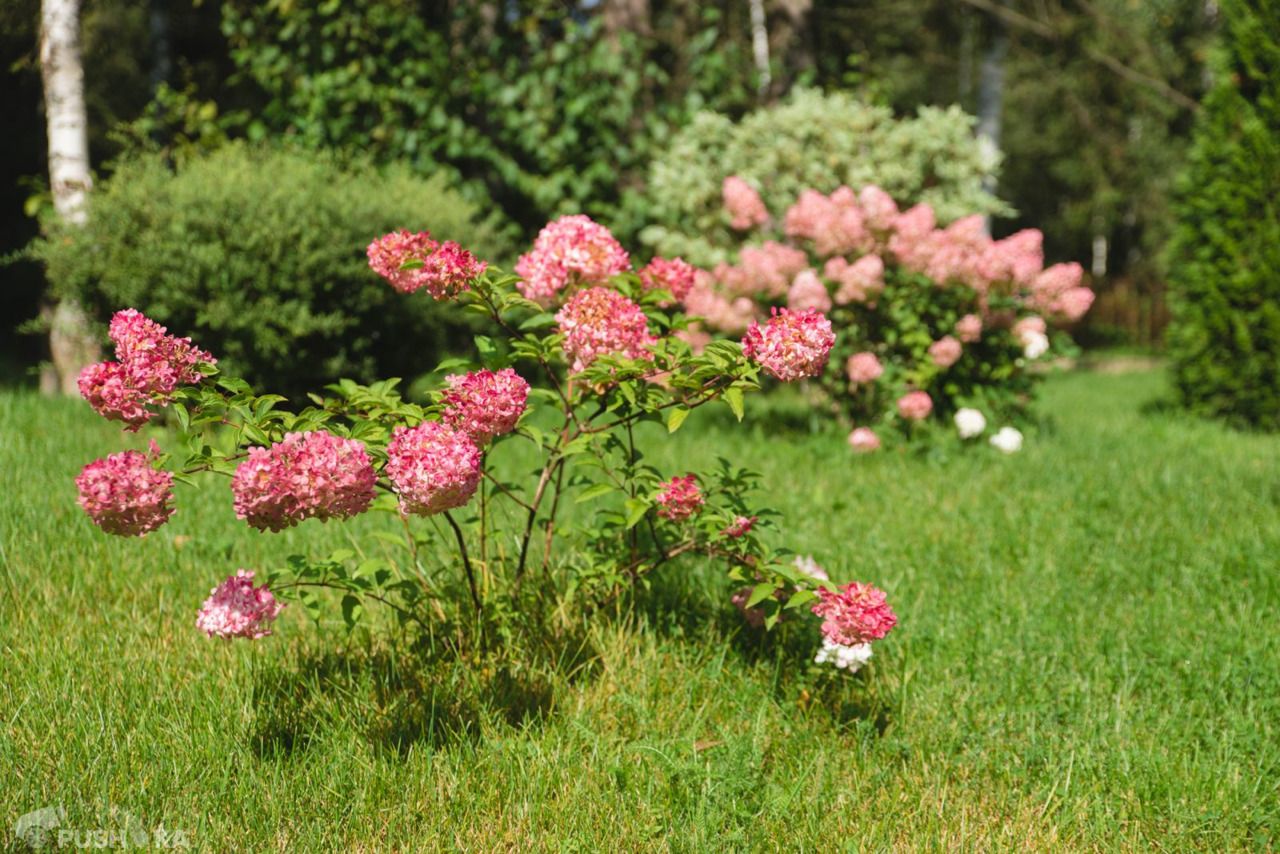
[
  {"xmin": 32, "ymin": 144, "xmax": 511, "ymax": 399},
  {"xmin": 1166, "ymin": 0, "xmax": 1280, "ymax": 429},
  {"xmin": 638, "ymin": 89, "xmax": 1010, "ymax": 267}
]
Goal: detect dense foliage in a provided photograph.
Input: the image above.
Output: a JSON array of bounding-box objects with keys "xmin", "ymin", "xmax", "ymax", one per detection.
[
  {"xmin": 72, "ymin": 218, "xmax": 897, "ymax": 675},
  {"xmin": 31, "ymin": 144, "xmax": 510, "ymax": 398},
  {"xmin": 1167, "ymin": 0, "xmax": 1280, "ymax": 429},
  {"xmin": 639, "ymin": 89, "xmax": 1008, "ymax": 267},
  {"xmin": 218, "ymin": 0, "xmax": 755, "ymax": 237}
]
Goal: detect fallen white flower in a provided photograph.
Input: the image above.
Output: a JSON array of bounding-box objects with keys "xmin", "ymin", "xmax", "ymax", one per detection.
[
  {"xmin": 989, "ymin": 426, "xmax": 1024, "ymax": 454},
  {"xmin": 954, "ymin": 407, "xmax": 987, "ymax": 439}
]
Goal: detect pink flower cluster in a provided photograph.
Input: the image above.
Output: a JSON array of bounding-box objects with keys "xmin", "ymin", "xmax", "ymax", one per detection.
[
  {"xmin": 441, "ymin": 368, "xmax": 530, "ymax": 446},
  {"xmin": 846, "ymin": 352, "xmax": 883, "ymax": 385},
  {"xmin": 714, "ymin": 242, "xmax": 809, "ymax": 299},
  {"xmin": 722, "ymin": 515, "xmax": 757, "ymax": 538},
  {"xmin": 367, "ymin": 229, "xmax": 487, "ymax": 298},
  {"xmin": 826, "ymin": 254, "xmax": 885, "ymax": 305},
  {"xmin": 515, "ymin": 215, "xmax": 631, "ymax": 301},
  {"xmin": 787, "ymin": 269, "xmax": 832, "ymax": 313},
  {"xmin": 655, "ymin": 474, "xmax": 704, "ymax": 521},
  {"xmin": 1030, "ymin": 262, "xmax": 1094, "ymax": 321},
  {"xmin": 741, "ymin": 308, "xmax": 835, "ymax": 382},
  {"xmin": 232, "ymin": 431, "xmax": 377, "ymax": 532},
  {"xmin": 385, "ymin": 421, "xmax": 482, "ymax": 516},
  {"xmin": 955, "ymin": 313, "xmax": 983, "ymax": 343},
  {"xmin": 196, "ymin": 570, "xmax": 284, "ymax": 640},
  {"xmin": 723, "ymin": 176, "xmax": 770, "ymax": 230},
  {"xmin": 555, "ymin": 287, "xmax": 656, "ymax": 373},
  {"xmin": 682, "ymin": 278, "xmax": 758, "ymax": 335},
  {"xmin": 785, "ymin": 187, "xmax": 875, "ymax": 257},
  {"xmin": 78, "ymin": 309, "xmax": 215, "ymax": 430},
  {"xmin": 76, "ymin": 444, "xmax": 175, "ymax": 536},
  {"xmin": 811, "ymin": 581, "xmax": 898, "ymax": 646},
  {"xmin": 897, "ymin": 390, "xmax": 933, "ymax": 421},
  {"xmin": 928, "ymin": 335, "xmax": 963, "ymax": 369},
  {"xmin": 639, "ymin": 257, "xmax": 697, "ymax": 302},
  {"xmin": 848, "ymin": 427, "xmax": 881, "ymax": 452}
]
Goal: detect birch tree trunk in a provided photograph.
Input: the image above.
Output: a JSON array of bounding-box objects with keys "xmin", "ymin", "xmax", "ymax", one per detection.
[
  {"xmin": 748, "ymin": 0, "xmax": 771, "ymax": 97},
  {"xmin": 39, "ymin": 0, "xmax": 99, "ymax": 395},
  {"xmin": 976, "ymin": 13, "xmax": 1008, "ymax": 236}
]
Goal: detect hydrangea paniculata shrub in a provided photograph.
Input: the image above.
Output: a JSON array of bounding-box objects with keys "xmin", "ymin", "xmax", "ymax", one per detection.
[
  {"xmin": 74, "ymin": 216, "xmax": 895, "ymax": 680},
  {"xmin": 673, "ymin": 181, "xmax": 1094, "ymax": 449}
]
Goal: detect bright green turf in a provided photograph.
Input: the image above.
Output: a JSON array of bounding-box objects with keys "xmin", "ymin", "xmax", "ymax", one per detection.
[{"xmin": 2, "ymin": 369, "xmax": 1277, "ymax": 850}]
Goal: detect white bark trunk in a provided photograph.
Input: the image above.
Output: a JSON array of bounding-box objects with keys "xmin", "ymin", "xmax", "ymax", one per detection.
[
  {"xmin": 749, "ymin": 0, "xmax": 771, "ymax": 97},
  {"xmin": 977, "ymin": 15, "xmax": 1008, "ymax": 236},
  {"xmin": 40, "ymin": 0, "xmax": 99, "ymax": 394}
]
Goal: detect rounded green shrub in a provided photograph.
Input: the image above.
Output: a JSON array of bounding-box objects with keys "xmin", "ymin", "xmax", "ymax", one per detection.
[
  {"xmin": 33, "ymin": 144, "xmax": 511, "ymax": 399},
  {"xmin": 639, "ymin": 88, "xmax": 1011, "ymax": 267},
  {"xmin": 1166, "ymin": 0, "xmax": 1280, "ymax": 429}
]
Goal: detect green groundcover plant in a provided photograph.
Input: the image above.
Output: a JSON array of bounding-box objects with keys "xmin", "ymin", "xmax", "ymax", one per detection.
[
  {"xmin": 72, "ymin": 216, "xmax": 898, "ymax": 679},
  {"xmin": 667, "ymin": 179, "xmax": 1095, "ymax": 449}
]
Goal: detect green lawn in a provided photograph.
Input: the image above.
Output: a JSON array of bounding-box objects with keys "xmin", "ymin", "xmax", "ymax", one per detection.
[{"xmin": 2, "ymin": 369, "xmax": 1277, "ymax": 850}]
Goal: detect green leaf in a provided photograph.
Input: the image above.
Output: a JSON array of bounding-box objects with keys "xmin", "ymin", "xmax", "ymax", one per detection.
[
  {"xmin": 666, "ymin": 406, "xmax": 691, "ymax": 433},
  {"xmin": 519, "ymin": 312, "xmax": 557, "ymax": 331},
  {"xmin": 724, "ymin": 387, "xmax": 745, "ymax": 421},
  {"xmin": 624, "ymin": 498, "xmax": 650, "ymax": 529},
  {"xmin": 341, "ymin": 594, "xmax": 363, "ymax": 629},
  {"xmin": 745, "ymin": 582, "xmax": 777, "ymax": 609},
  {"xmin": 574, "ymin": 482, "xmax": 616, "ymax": 503}
]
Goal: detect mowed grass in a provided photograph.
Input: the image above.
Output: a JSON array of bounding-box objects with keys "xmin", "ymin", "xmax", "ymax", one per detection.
[{"xmin": 1, "ymin": 369, "xmax": 1277, "ymax": 850}]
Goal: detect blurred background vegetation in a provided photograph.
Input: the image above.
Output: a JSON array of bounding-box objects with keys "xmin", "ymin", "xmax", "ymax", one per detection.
[{"xmin": 0, "ymin": 0, "xmax": 1223, "ymax": 381}]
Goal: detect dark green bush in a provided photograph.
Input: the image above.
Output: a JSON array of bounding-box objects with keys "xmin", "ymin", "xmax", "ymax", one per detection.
[
  {"xmin": 32, "ymin": 144, "xmax": 511, "ymax": 399},
  {"xmin": 1166, "ymin": 0, "xmax": 1280, "ymax": 429}
]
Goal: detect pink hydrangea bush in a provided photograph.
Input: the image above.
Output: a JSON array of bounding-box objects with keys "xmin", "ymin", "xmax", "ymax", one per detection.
[
  {"xmin": 73, "ymin": 220, "xmax": 894, "ymax": 683},
  {"xmin": 678, "ymin": 178, "xmax": 1095, "ymax": 446}
]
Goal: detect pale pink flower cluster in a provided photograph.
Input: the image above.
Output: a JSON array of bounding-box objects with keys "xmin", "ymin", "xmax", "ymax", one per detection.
[
  {"xmin": 793, "ymin": 554, "xmax": 830, "ymax": 582},
  {"xmin": 554, "ymin": 287, "xmax": 656, "ymax": 373},
  {"xmin": 811, "ymin": 581, "xmax": 898, "ymax": 646},
  {"xmin": 846, "ymin": 352, "xmax": 883, "ymax": 385},
  {"xmin": 722, "ymin": 176, "xmax": 770, "ymax": 230},
  {"xmin": 897, "ymin": 390, "xmax": 933, "ymax": 421},
  {"xmin": 722, "ymin": 515, "xmax": 757, "ymax": 538},
  {"xmin": 928, "ymin": 335, "xmax": 963, "ymax": 369},
  {"xmin": 232, "ymin": 431, "xmax": 377, "ymax": 532},
  {"xmin": 366, "ymin": 230, "xmax": 487, "ymax": 298},
  {"xmin": 655, "ymin": 474, "xmax": 704, "ymax": 521},
  {"xmin": 955, "ymin": 313, "xmax": 984, "ymax": 343},
  {"xmin": 848, "ymin": 427, "xmax": 881, "ymax": 452},
  {"xmin": 515, "ymin": 215, "xmax": 631, "ymax": 301},
  {"xmin": 385, "ymin": 421, "xmax": 482, "ymax": 516},
  {"xmin": 858, "ymin": 186, "xmax": 900, "ymax": 232},
  {"xmin": 714, "ymin": 242, "xmax": 809, "ymax": 299},
  {"xmin": 441, "ymin": 368, "xmax": 530, "ymax": 446},
  {"xmin": 826, "ymin": 254, "xmax": 885, "ymax": 305},
  {"xmin": 76, "ymin": 444, "xmax": 175, "ymax": 537},
  {"xmin": 196, "ymin": 570, "xmax": 284, "ymax": 640},
  {"xmin": 784, "ymin": 187, "xmax": 872, "ymax": 257},
  {"xmin": 639, "ymin": 256, "xmax": 697, "ymax": 302},
  {"xmin": 682, "ymin": 271, "xmax": 759, "ymax": 335},
  {"xmin": 741, "ymin": 308, "xmax": 835, "ymax": 382},
  {"xmin": 79, "ymin": 309, "xmax": 215, "ymax": 430},
  {"xmin": 1031, "ymin": 262, "xmax": 1094, "ymax": 322},
  {"xmin": 787, "ymin": 269, "xmax": 832, "ymax": 313}
]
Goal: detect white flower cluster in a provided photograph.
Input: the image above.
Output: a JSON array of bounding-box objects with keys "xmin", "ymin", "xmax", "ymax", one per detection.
[
  {"xmin": 814, "ymin": 639, "xmax": 874, "ymax": 672},
  {"xmin": 952, "ymin": 407, "xmax": 1024, "ymax": 453}
]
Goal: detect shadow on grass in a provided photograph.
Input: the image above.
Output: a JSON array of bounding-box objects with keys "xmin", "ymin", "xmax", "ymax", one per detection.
[
  {"xmin": 249, "ymin": 563, "xmax": 894, "ymax": 757},
  {"xmin": 249, "ymin": 635, "xmax": 585, "ymax": 758}
]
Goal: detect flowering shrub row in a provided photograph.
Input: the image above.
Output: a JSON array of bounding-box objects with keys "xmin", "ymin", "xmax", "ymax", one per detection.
[
  {"xmin": 75, "ymin": 218, "xmax": 898, "ymax": 677},
  {"xmin": 676, "ymin": 178, "xmax": 1095, "ymax": 449}
]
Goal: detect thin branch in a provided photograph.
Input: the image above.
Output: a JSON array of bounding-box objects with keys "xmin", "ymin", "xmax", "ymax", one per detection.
[{"xmin": 443, "ymin": 510, "xmax": 481, "ymax": 612}]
